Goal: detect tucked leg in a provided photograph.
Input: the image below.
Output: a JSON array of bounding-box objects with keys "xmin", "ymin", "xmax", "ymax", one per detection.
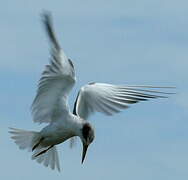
[
  {"xmin": 34, "ymin": 145, "xmax": 54, "ymax": 157},
  {"xmin": 32, "ymin": 137, "xmax": 44, "ymax": 151}
]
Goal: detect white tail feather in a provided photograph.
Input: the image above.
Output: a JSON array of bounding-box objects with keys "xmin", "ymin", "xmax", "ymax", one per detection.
[
  {"xmin": 9, "ymin": 128, "xmax": 60, "ymax": 171},
  {"xmin": 9, "ymin": 128, "xmax": 40, "ymax": 151},
  {"xmin": 32, "ymin": 146, "xmax": 60, "ymax": 171}
]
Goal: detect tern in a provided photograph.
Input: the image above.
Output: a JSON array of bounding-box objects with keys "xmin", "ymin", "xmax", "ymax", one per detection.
[{"xmin": 9, "ymin": 12, "xmax": 174, "ymax": 171}]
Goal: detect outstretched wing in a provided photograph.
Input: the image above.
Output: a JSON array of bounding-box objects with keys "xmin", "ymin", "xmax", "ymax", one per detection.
[
  {"xmin": 31, "ymin": 12, "xmax": 76, "ymax": 124},
  {"xmin": 73, "ymin": 83, "xmax": 174, "ymax": 120}
]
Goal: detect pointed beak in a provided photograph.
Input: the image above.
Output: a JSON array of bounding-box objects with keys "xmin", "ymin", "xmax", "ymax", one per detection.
[{"xmin": 81, "ymin": 144, "xmax": 88, "ymax": 164}]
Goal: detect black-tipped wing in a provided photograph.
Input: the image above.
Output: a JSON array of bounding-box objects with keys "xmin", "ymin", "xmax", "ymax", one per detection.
[
  {"xmin": 31, "ymin": 13, "xmax": 76, "ymax": 124},
  {"xmin": 73, "ymin": 83, "xmax": 174, "ymax": 120},
  {"xmin": 41, "ymin": 11, "xmax": 60, "ymax": 50}
]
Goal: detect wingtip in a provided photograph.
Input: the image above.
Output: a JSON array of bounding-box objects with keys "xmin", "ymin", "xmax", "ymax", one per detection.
[
  {"xmin": 40, "ymin": 10, "xmax": 52, "ymax": 20},
  {"xmin": 125, "ymin": 85, "xmax": 176, "ymax": 89},
  {"xmin": 40, "ymin": 10, "xmax": 53, "ymax": 30}
]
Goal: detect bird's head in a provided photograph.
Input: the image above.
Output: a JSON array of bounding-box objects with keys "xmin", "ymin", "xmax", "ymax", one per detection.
[{"xmin": 80, "ymin": 122, "xmax": 95, "ymax": 164}]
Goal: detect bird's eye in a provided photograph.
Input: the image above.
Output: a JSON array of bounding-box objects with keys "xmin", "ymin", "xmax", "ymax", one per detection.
[{"xmin": 68, "ymin": 59, "xmax": 74, "ymax": 69}]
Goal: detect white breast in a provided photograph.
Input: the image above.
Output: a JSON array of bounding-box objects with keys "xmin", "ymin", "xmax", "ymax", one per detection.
[{"xmin": 40, "ymin": 113, "xmax": 83, "ymax": 147}]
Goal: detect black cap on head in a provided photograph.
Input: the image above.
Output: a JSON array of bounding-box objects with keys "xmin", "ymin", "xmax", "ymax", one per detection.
[
  {"xmin": 81, "ymin": 123, "xmax": 95, "ymax": 164},
  {"xmin": 82, "ymin": 123, "xmax": 92, "ymax": 140}
]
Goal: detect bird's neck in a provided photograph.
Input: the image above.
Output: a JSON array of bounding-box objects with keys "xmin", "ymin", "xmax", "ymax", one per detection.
[{"xmin": 64, "ymin": 114, "xmax": 85, "ymax": 137}]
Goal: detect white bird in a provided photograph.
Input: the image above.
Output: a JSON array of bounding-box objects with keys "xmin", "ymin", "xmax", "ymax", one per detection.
[{"xmin": 9, "ymin": 12, "xmax": 174, "ymax": 171}]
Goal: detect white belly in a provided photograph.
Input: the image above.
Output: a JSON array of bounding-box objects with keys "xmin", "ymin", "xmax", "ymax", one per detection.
[{"xmin": 40, "ymin": 123, "xmax": 75, "ymax": 147}]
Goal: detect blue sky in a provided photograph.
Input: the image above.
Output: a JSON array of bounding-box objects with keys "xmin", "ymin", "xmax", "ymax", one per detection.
[{"xmin": 1, "ymin": 0, "xmax": 188, "ymax": 179}]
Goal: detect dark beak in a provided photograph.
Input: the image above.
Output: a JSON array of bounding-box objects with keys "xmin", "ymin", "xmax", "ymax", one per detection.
[{"xmin": 81, "ymin": 144, "xmax": 88, "ymax": 164}]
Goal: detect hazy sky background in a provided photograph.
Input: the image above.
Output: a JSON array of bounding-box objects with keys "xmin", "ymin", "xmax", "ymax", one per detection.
[{"xmin": 1, "ymin": 0, "xmax": 188, "ymax": 179}]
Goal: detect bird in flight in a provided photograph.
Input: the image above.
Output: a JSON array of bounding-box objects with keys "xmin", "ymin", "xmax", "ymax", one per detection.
[{"xmin": 9, "ymin": 12, "xmax": 174, "ymax": 171}]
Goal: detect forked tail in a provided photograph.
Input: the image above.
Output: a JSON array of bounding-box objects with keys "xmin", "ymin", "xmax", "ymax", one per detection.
[{"xmin": 9, "ymin": 128, "xmax": 60, "ymax": 171}]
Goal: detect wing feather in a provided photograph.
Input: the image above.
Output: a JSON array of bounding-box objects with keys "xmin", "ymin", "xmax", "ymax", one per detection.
[
  {"xmin": 73, "ymin": 83, "xmax": 174, "ymax": 120},
  {"xmin": 31, "ymin": 13, "xmax": 75, "ymax": 124}
]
